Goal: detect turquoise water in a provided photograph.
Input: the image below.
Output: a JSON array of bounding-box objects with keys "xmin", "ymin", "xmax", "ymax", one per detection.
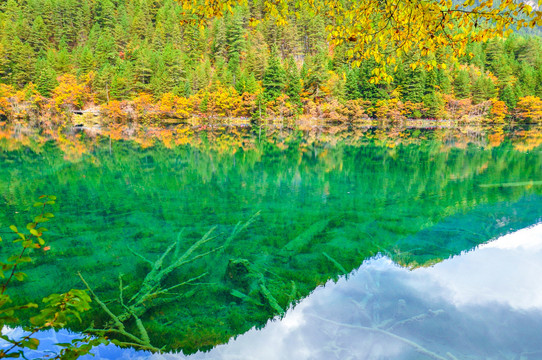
[{"xmin": 1, "ymin": 124, "xmax": 541, "ymax": 358}]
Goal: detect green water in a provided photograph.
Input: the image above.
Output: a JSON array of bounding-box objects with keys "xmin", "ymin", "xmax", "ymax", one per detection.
[{"xmin": 1, "ymin": 125, "xmax": 541, "ymax": 354}]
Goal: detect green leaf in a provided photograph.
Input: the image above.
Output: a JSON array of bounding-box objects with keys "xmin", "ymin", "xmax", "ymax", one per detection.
[
  {"xmin": 2, "ymin": 351, "xmax": 21, "ymax": 357},
  {"xmin": 38, "ymin": 195, "xmax": 47, "ymax": 199},
  {"xmin": 48, "ymin": 195, "xmax": 57, "ymax": 200},
  {"xmin": 34, "ymin": 216, "xmax": 50, "ymax": 223},
  {"xmin": 9, "ymin": 225, "xmax": 17, "ymax": 233},
  {"xmin": 55, "ymin": 343, "xmax": 72, "ymax": 347},
  {"xmin": 29, "ymin": 229, "xmax": 40, "ymax": 236},
  {"xmin": 43, "ymin": 213, "xmax": 54, "ymax": 218},
  {"xmin": 33, "ymin": 202, "xmax": 43, "ymax": 207},
  {"xmin": 14, "ymin": 272, "xmax": 26, "ymax": 281},
  {"xmin": 26, "ymin": 223, "xmax": 36, "ymax": 230},
  {"xmin": 38, "ymin": 238, "xmax": 45, "ymax": 246},
  {"xmin": 22, "ymin": 240, "xmax": 33, "ymax": 248},
  {"xmin": 45, "ymin": 201, "xmax": 55, "ymax": 205},
  {"xmin": 27, "ymin": 338, "xmax": 40, "ymax": 350},
  {"xmin": 0, "ymin": 295, "xmax": 10, "ymax": 308},
  {"xmin": 19, "ymin": 337, "xmax": 39, "ymax": 350}
]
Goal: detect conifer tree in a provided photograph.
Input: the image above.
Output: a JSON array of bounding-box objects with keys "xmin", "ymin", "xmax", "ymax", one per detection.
[
  {"xmin": 344, "ymin": 68, "xmax": 361, "ymax": 100},
  {"xmin": 454, "ymin": 70, "xmax": 471, "ymax": 99},
  {"xmin": 29, "ymin": 16, "xmax": 48, "ymax": 54},
  {"xmin": 303, "ymin": 49, "xmax": 328, "ymax": 97},
  {"xmin": 10, "ymin": 38, "xmax": 35, "ymax": 86},
  {"xmin": 262, "ymin": 47, "xmax": 285, "ymax": 102},
  {"xmin": 500, "ymin": 83, "xmax": 519, "ymax": 109},
  {"xmin": 35, "ymin": 58, "xmax": 57, "ymax": 97},
  {"xmin": 226, "ymin": 10, "xmax": 245, "ymax": 60},
  {"xmin": 212, "ymin": 19, "xmax": 228, "ymax": 61},
  {"xmin": 284, "ymin": 56, "xmax": 302, "ymax": 108}
]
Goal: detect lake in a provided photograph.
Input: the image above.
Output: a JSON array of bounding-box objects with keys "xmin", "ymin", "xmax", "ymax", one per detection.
[{"xmin": 1, "ymin": 122, "xmax": 541, "ymax": 359}]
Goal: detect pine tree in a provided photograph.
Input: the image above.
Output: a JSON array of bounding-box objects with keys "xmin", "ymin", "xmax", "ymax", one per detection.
[
  {"xmin": 34, "ymin": 58, "xmax": 57, "ymax": 97},
  {"xmin": 284, "ymin": 56, "xmax": 302, "ymax": 108},
  {"xmin": 500, "ymin": 83, "xmax": 519, "ymax": 109},
  {"xmin": 424, "ymin": 69, "xmax": 437, "ymax": 96},
  {"xmin": 436, "ymin": 68, "xmax": 452, "ymax": 94},
  {"xmin": 78, "ymin": 46, "xmax": 96, "ymax": 76},
  {"xmin": 519, "ymin": 63, "xmax": 537, "ymax": 96},
  {"xmin": 94, "ymin": 33, "xmax": 117, "ymax": 67},
  {"xmin": 344, "ymin": 68, "xmax": 361, "ymax": 100},
  {"xmin": 402, "ymin": 65, "xmax": 425, "ymax": 103},
  {"xmin": 29, "ymin": 16, "xmax": 49, "ymax": 54},
  {"xmin": 10, "ymin": 38, "xmax": 35, "ymax": 86},
  {"xmin": 303, "ymin": 49, "xmax": 328, "ymax": 97},
  {"xmin": 454, "ymin": 69, "xmax": 471, "ymax": 99},
  {"xmin": 226, "ymin": 10, "xmax": 245, "ymax": 60},
  {"xmin": 423, "ymin": 92, "xmax": 444, "ymax": 118},
  {"xmin": 212, "ymin": 19, "xmax": 228, "ymax": 61},
  {"xmin": 133, "ymin": 48, "xmax": 153, "ymax": 93},
  {"xmin": 471, "ymin": 76, "xmax": 486, "ymax": 104},
  {"xmin": 262, "ymin": 47, "xmax": 285, "ymax": 102},
  {"xmin": 0, "ymin": 40, "xmax": 12, "ymax": 81},
  {"xmin": 227, "ymin": 53, "xmax": 242, "ymax": 88}
]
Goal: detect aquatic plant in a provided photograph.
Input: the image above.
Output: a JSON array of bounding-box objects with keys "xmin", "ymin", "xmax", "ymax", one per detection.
[{"xmin": 77, "ymin": 213, "xmax": 259, "ymax": 352}]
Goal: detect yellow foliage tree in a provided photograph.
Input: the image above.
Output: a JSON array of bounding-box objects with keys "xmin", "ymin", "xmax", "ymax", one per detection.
[
  {"xmin": 191, "ymin": 84, "xmax": 242, "ymax": 118},
  {"xmin": 516, "ymin": 96, "xmax": 542, "ymax": 123},
  {"xmin": 178, "ymin": 0, "xmax": 542, "ymax": 82},
  {"xmin": 51, "ymin": 74, "xmax": 87, "ymax": 113},
  {"xmin": 489, "ymin": 98, "xmax": 508, "ymax": 123},
  {"xmin": 158, "ymin": 93, "xmax": 192, "ymax": 119}
]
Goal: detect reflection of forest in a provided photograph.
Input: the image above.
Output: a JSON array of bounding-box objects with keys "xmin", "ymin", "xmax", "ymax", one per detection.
[{"xmin": 0, "ymin": 124, "xmax": 541, "ymax": 353}]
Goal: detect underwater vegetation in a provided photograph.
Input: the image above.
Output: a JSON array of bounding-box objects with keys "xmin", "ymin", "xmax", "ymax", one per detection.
[{"xmin": 0, "ymin": 124, "xmax": 541, "ymax": 354}]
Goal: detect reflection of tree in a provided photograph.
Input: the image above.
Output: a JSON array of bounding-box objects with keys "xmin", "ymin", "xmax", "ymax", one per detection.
[{"xmin": 313, "ymin": 314, "xmax": 450, "ymax": 360}]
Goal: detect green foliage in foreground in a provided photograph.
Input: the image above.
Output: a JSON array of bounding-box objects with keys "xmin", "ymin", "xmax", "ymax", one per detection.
[{"xmin": 0, "ymin": 196, "xmax": 107, "ymax": 359}]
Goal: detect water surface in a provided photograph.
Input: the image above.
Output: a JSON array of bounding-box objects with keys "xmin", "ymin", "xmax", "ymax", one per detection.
[{"xmin": 0, "ymin": 123, "xmax": 541, "ymax": 358}]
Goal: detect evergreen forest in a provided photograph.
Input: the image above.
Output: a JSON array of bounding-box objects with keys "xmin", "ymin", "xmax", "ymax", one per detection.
[{"xmin": 0, "ymin": 0, "xmax": 542, "ymax": 124}]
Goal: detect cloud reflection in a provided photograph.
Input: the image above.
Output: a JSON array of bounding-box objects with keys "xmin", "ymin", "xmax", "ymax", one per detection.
[{"xmin": 159, "ymin": 223, "xmax": 542, "ymax": 360}]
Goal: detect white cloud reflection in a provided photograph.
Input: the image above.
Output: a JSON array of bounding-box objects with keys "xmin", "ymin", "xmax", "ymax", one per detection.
[
  {"xmin": 150, "ymin": 223, "xmax": 542, "ymax": 360},
  {"xmin": 412, "ymin": 223, "xmax": 542, "ymax": 309}
]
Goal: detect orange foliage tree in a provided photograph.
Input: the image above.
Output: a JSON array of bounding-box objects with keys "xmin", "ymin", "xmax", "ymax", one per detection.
[
  {"xmin": 100, "ymin": 100, "xmax": 129, "ymax": 123},
  {"xmin": 0, "ymin": 84, "xmax": 15, "ymax": 119},
  {"xmin": 489, "ymin": 98, "xmax": 508, "ymax": 123},
  {"xmin": 132, "ymin": 93, "xmax": 158, "ymax": 123}
]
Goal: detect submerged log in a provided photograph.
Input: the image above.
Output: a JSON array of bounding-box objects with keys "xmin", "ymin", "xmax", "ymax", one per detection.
[{"xmin": 280, "ymin": 218, "xmax": 331, "ymax": 255}]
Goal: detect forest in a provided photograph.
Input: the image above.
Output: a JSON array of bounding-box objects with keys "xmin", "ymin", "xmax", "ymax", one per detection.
[{"xmin": 0, "ymin": 0, "xmax": 542, "ymax": 125}]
